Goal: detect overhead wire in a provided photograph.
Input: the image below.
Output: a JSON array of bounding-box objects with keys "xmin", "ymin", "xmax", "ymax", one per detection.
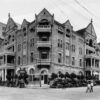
[{"xmin": 74, "ymin": 0, "xmax": 100, "ymax": 25}]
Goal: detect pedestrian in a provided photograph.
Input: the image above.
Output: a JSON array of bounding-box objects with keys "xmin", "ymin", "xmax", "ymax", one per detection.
[
  {"xmin": 86, "ymin": 81, "xmax": 91, "ymax": 93},
  {"xmin": 90, "ymin": 80, "xmax": 94, "ymax": 92}
]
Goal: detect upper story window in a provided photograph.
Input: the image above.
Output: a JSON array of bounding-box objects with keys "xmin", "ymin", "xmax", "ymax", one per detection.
[
  {"xmin": 72, "ymin": 44, "xmax": 75, "ymax": 52},
  {"xmin": 40, "ymin": 51, "xmax": 48, "ymax": 59},
  {"xmin": 30, "ymin": 27, "xmax": 35, "ymax": 33},
  {"xmin": 58, "ymin": 26, "xmax": 63, "ymax": 34},
  {"xmin": 86, "ymin": 49, "xmax": 89, "ymax": 54},
  {"xmin": 7, "ymin": 46, "xmax": 14, "ymax": 52},
  {"xmin": 79, "ymin": 47, "xmax": 82, "ymax": 55},
  {"xmin": 39, "ymin": 19, "xmax": 49, "ymax": 25},
  {"xmin": 18, "ymin": 56, "xmax": 21, "ymax": 65},
  {"xmin": 23, "ymin": 42, "xmax": 27, "ymax": 49},
  {"xmin": 23, "ymin": 55, "xmax": 26, "ymax": 65},
  {"xmin": 66, "ymin": 56, "xmax": 69, "ymax": 64},
  {"xmin": 72, "ymin": 35, "xmax": 76, "ymax": 40},
  {"xmin": 23, "ymin": 27, "xmax": 27, "ymax": 36},
  {"xmin": 18, "ymin": 44, "xmax": 21, "ymax": 52},
  {"xmin": 30, "ymin": 52, "xmax": 34, "ymax": 63},
  {"xmin": 12, "ymin": 35, "xmax": 14, "ymax": 41},
  {"xmin": 79, "ymin": 38, "xmax": 84, "ymax": 44},
  {"xmin": 72, "ymin": 57, "xmax": 75, "ymax": 65},
  {"xmin": 66, "ymin": 29, "xmax": 70, "ymax": 33},
  {"xmin": 24, "ymin": 32, "xmax": 26, "ymax": 36},
  {"xmin": 30, "ymin": 38, "xmax": 34, "ymax": 48},
  {"xmin": 2, "ymin": 27, "xmax": 6, "ymax": 31},
  {"xmin": 66, "ymin": 42, "xmax": 70, "ymax": 50},
  {"xmin": 23, "ymin": 27, "xmax": 26, "ymax": 32},
  {"xmin": 89, "ymin": 39, "xmax": 93, "ymax": 47},
  {"xmin": 58, "ymin": 53, "xmax": 62, "ymax": 63},
  {"xmin": 58, "ymin": 39, "xmax": 63, "ymax": 48},
  {"xmin": 79, "ymin": 59, "xmax": 82, "ymax": 67}
]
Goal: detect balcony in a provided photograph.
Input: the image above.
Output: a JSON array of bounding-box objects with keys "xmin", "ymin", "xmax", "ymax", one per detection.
[
  {"xmin": 37, "ymin": 59, "xmax": 51, "ymax": 65},
  {"xmin": 0, "ymin": 63, "xmax": 15, "ymax": 69},
  {"xmin": 85, "ymin": 53, "xmax": 100, "ymax": 60},
  {"xmin": 37, "ymin": 25, "xmax": 51, "ymax": 32},
  {"xmin": 85, "ymin": 66, "xmax": 100, "ymax": 71},
  {"xmin": 86, "ymin": 45, "xmax": 95, "ymax": 52},
  {"xmin": 37, "ymin": 41, "xmax": 51, "ymax": 48}
]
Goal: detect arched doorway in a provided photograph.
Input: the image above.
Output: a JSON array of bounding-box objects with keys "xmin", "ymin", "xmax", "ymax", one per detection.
[
  {"xmin": 40, "ymin": 69, "xmax": 48, "ymax": 84},
  {"xmin": 29, "ymin": 68, "xmax": 34, "ymax": 83}
]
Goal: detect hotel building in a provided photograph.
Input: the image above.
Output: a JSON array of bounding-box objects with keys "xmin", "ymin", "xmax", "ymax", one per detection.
[{"xmin": 0, "ymin": 8, "xmax": 100, "ymax": 84}]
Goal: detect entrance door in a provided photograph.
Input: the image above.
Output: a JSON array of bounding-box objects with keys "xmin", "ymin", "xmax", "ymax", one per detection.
[
  {"xmin": 44, "ymin": 75, "xmax": 48, "ymax": 84},
  {"xmin": 41, "ymin": 70, "xmax": 48, "ymax": 85}
]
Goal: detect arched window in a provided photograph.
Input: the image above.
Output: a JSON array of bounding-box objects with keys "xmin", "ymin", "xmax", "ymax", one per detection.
[
  {"xmin": 79, "ymin": 71, "xmax": 83, "ymax": 76},
  {"xmin": 29, "ymin": 68, "xmax": 34, "ymax": 75},
  {"xmin": 41, "ymin": 70, "xmax": 47, "ymax": 75},
  {"xmin": 39, "ymin": 19, "xmax": 49, "ymax": 25},
  {"xmin": 29, "ymin": 68, "xmax": 34, "ymax": 82}
]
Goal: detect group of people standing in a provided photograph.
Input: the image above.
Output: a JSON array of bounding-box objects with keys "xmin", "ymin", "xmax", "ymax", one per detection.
[{"xmin": 86, "ymin": 80, "xmax": 94, "ymax": 93}]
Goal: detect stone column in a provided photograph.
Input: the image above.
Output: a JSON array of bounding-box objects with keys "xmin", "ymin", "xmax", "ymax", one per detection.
[
  {"xmin": 5, "ymin": 55, "xmax": 7, "ymax": 64},
  {"xmin": 91, "ymin": 70, "xmax": 93, "ymax": 77},
  {"xmin": 93, "ymin": 59, "xmax": 95, "ymax": 67},
  {"xmin": 1, "ymin": 69, "xmax": 4, "ymax": 81},
  {"xmin": 4, "ymin": 69, "xmax": 7, "ymax": 81},
  {"xmin": 91, "ymin": 58, "xmax": 92, "ymax": 68},
  {"xmin": 99, "ymin": 72, "xmax": 100, "ymax": 80}
]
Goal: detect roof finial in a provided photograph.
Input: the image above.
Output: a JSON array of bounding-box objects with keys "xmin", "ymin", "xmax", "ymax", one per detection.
[
  {"xmin": 8, "ymin": 13, "xmax": 11, "ymax": 18},
  {"xmin": 91, "ymin": 18, "xmax": 93, "ymax": 23}
]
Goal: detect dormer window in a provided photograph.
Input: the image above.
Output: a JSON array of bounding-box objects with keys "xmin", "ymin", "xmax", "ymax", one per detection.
[
  {"xmin": 12, "ymin": 35, "xmax": 14, "ymax": 41},
  {"xmin": 24, "ymin": 32, "xmax": 26, "ymax": 36},
  {"xmin": 30, "ymin": 28, "xmax": 35, "ymax": 33},
  {"xmin": 66, "ymin": 29, "xmax": 70, "ymax": 33},
  {"xmin": 8, "ymin": 35, "xmax": 11, "ymax": 40},
  {"xmin": 44, "ymin": 12, "xmax": 45, "ymax": 15},
  {"xmin": 23, "ymin": 27, "xmax": 26, "ymax": 32}
]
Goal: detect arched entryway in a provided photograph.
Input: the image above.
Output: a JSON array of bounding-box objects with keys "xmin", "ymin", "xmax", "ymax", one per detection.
[
  {"xmin": 40, "ymin": 69, "xmax": 48, "ymax": 85},
  {"xmin": 28, "ymin": 68, "xmax": 35, "ymax": 83}
]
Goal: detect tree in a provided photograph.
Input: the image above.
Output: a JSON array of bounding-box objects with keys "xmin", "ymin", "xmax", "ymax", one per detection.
[
  {"xmin": 65, "ymin": 72, "xmax": 70, "ymax": 78},
  {"xmin": 51, "ymin": 73, "xmax": 58, "ymax": 80},
  {"xmin": 70, "ymin": 73, "xmax": 76, "ymax": 79},
  {"xmin": 58, "ymin": 71, "xmax": 64, "ymax": 78}
]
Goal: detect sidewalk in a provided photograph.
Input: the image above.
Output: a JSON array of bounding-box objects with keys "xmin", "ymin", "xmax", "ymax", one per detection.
[{"xmin": 26, "ymin": 83, "xmax": 50, "ymax": 89}]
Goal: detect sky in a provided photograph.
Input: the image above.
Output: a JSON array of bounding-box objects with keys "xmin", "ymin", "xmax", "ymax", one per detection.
[{"xmin": 0, "ymin": 0, "xmax": 100, "ymax": 42}]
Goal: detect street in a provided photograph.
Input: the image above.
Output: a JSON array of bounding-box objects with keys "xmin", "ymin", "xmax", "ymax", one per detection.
[{"xmin": 0, "ymin": 86, "xmax": 100, "ymax": 100}]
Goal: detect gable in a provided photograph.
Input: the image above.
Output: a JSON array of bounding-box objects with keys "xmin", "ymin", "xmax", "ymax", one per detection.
[
  {"xmin": 36, "ymin": 8, "xmax": 53, "ymax": 23},
  {"xmin": 63, "ymin": 20, "xmax": 73, "ymax": 30},
  {"xmin": 85, "ymin": 23, "xmax": 96, "ymax": 38},
  {"xmin": 21, "ymin": 19, "xmax": 29, "ymax": 28},
  {"xmin": 64, "ymin": 20, "xmax": 71, "ymax": 27},
  {"xmin": 6, "ymin": 17, "xmax": 17, "ymax": 32}
]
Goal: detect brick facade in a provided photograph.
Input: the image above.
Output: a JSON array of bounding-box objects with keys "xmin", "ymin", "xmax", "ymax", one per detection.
[{"xmin": 0, "ymin": 9, "xmax": 100, "ymax": 83}]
